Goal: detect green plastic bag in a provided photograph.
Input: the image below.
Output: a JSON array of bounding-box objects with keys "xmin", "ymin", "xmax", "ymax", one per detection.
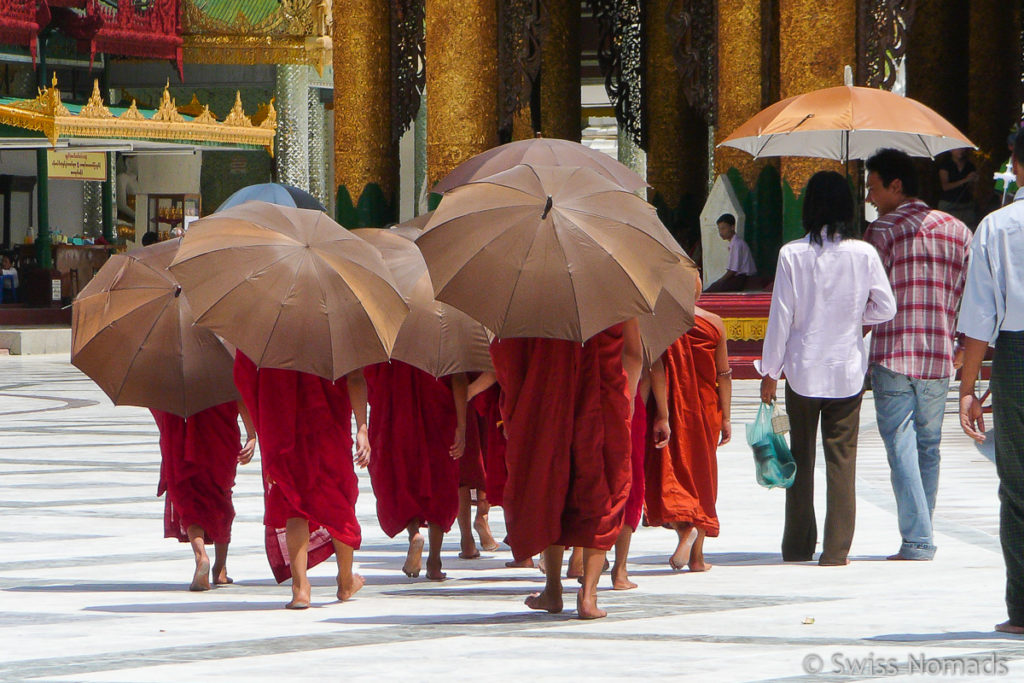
[{"xmin": 746, "ymin": 402, "xmax": 797, "ymax": 489}]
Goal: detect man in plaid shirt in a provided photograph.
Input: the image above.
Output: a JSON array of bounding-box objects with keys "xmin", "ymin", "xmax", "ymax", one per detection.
[{"xmin": 864, "ymin": 148, "xmax": 973, "ymax": 561}]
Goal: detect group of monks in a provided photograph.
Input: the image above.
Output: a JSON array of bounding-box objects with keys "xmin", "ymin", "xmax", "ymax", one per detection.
[{"xmin": 151, "ymin": 277, "xmax": 732, "ymax": 619}]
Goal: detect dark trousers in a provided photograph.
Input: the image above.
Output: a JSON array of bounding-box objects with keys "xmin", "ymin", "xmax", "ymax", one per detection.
[
  {"xmin": 993, "ymin": 331, "xmax": 1024, "ymax": 625},
  {"xmin": 783, "ymin": 384, "xmax": 863, "ymax": 563}
]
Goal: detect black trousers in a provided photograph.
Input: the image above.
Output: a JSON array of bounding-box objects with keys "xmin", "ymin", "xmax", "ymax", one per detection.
[
  {"xmin": 783, "ymin": 384, "xmax": 863, "ymax": 563},
  {"xmin": 993, "ymin": 331, "xmax": 1024, "ymax": 625}
]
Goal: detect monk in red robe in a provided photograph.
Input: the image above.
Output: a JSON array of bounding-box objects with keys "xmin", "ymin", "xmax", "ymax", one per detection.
[
  {"xmin": 645, "ymin": 305, "xmax": 732, "ymax": 572},
  {"xmin": 233, "ymin": 353, "xmax": 369, "ymax": 609},
  {"xmin": 490, "ymin": 320, "xmax": 642, "ymax": 619},
  {"xmin": 456, "ymin": 380, "xmax": 499, "ymax": 559},
  {"xmin": 151, "ymin": 401, "xmax": 255, "ymax": 591},
  {"xmin": 362, "ymin": 360, "xmax": 467, "ymax": 581}
]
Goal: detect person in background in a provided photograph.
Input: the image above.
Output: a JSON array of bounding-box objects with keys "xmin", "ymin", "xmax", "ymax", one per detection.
[
  {"xmin": 141, "ymin": 232, "xmax": 159, "ymax": 247},
  {"xmin": 705, "ymin": 214, "xmax": 756, "ymax": 292},
  {"xmin": 937, "ymin": 148, "xmax": 978, "ymax": 228},
  {"xmin": 758, "ymin": 171, "xmax": 896, "ymax": 567},
  {"xmin": 1, "ymin": 255, "xmax": 18, "ymax": 298}
]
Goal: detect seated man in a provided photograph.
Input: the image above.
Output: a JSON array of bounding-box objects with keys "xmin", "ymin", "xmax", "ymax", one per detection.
[
  {"xmin": 705, "ymin": 213, "xmax": 756, "ymax": 292},
  {"xmin": 1, "ymin": 254, "xmax": 18, "ymax": 300}
]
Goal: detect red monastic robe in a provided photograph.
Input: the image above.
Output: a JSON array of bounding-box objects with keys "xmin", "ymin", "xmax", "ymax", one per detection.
[
  {"xmin": 363, "ymin": 360, "xmax": 459, "ymax": 537},
  {"xmin": 643, "ymin": 316, "xmax": 721, "ymax": 535},
  {"xmin": 489, "ymin": 325, "xmax": 632, "ymax": 561},
  {"xmin": 233, "ymin": 353, "xmax": 361, "ymax": 583},
  {"xmin": 152, "ymin": 402, "xmax": 240, "ymax": 545},
  {"xmin": 471, "ymin": 385, "xmax": 507, "ymax": 507},
  {"xmin": 624, "ymin": 394, "xmax": 647, "ymax": 531}
]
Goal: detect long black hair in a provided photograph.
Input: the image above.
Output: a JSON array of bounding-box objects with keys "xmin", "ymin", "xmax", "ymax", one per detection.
[{"xmin": 802, "ymin": 170, "xmax": 857, "ymax": 245}]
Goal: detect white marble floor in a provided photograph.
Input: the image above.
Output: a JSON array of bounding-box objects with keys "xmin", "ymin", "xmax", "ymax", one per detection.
[{"xmin": 0, "ymin": 355, "xmax": 1021, "ymax": 682}]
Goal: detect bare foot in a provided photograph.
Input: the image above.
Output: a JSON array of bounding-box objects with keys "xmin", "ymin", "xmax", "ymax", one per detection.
[
  {"xmin": 287, "ymin": 581, "xmax": 311, "ymax": 609},
  {"xmin": 337, "ymin": 573, "xmax": 365, "ymax": 601},
  {"xmin": 995, "ymin": 620, "xmax": 1024, "ymax": 635},
  {"xmin": 567, "ymin": 558, "xmax": 583, "ymax": 579},
  {"xmin": 474, "ymin": 514, "xmax": 499, "ymax": 552},
  {"xmin": 403, "ymin": 533, "xmax": 424, "ymax": 577},
  {"xmin": 189, "ymin": 558, "xmax": 211, "ymax": 592},
  {"xmin": 459, "ymin": 538, "xmax": 480, "ymax": 560},
  {"xmin": 426, "ymin": 558, "xmax": 447, "ymax": 581},
  {"xmin": 818, "ymin": 557, "xmax": 850, "ymax": 566},
  {"xmin": 688, "ymin": 538, "xmax": 711, "ymax": 572},
  {"xmin": 611, "ymin": 567, "xmax": 637, "ymax": 590},
  {"xmin": 212, "ymin": 563, "xmax": 232, "ymax": 585},
  {"xmin": 669, "ymin": 528, "xmax": 698, "ymax": 571},
  {"xmin": 688, "ymin": 560, "xmax": 712, "ymax": 572},
  {"xmin": 505, "ymin": 557, "xmax": 534, "ymax": 568},
  {"xmin": 576, "ymin": 589, "xmax": 607, "ymax": 620},
  {"xmin": 525, "ymin": 588, "xmax": 563, "ymax": 614}
]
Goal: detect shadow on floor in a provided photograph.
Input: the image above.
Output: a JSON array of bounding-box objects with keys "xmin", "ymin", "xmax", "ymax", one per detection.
[
  {"xmin": 84, "ymin": 601, "xmax": 291, "ymax": 613},
  {"xmin": 868, "ymin": 630, "xmax": 1020, "ymax": 642},
  {"xmin": 8, "ymin": 582, "xmax": 193, "ymax": 593},
  {"xmin": 321, "ymin": 609, "xmax": 573, "ymax": 627}
]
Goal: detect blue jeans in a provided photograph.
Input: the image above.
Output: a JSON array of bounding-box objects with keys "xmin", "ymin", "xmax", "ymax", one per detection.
[{"xmin": 870, "ymin": 364, "xmax": 949, "ymax": 559}]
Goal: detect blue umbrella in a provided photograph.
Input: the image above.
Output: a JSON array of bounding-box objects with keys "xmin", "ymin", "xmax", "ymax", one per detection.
[{"xmin": 216, "ymin": 183, "xmax": 327, "ymax": 213}]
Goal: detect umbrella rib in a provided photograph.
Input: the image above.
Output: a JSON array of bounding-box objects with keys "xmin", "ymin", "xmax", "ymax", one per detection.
[
  {"xmin": 189, "ymin": 250, "xmax": 296, "ymax": 321},
  {"xmin": 255, "ymin": 254, "xmax": 305, "ymax": 369}
]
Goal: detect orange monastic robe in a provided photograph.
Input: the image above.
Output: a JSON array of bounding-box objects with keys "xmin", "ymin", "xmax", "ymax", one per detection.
[
  {"xmin": 490, "ymin": 325, "xmax": 632, "ymax": 561},
  {"xmin": 644, "ymin": 315, "xmax": 721, "ymax": 536}
]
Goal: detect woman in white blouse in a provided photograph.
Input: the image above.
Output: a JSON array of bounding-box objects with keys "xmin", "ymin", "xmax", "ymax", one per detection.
[{"xmin": 758, "ymin": 171, "xmax": 896, "ymax": 566}]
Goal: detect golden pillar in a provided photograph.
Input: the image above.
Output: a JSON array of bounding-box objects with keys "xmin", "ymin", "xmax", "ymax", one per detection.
[
  {"xmin": 714, "ymin": 0, "xmax": 763, "ymax": 185},
  {"xmin": 778, "ymin": 0, "xmax": 857, "ymax": 240},
  {"xmin": 646, "ymin": 0, "xmax": 707, "ymax": 219},
  {"xmin": 333, "ymin": 0, "xmax": 395, "ymax": 226},
  {"xmin": 540, "ymin": 0, "xmax": 581, "ymax": 141},
  {"xmin": 426, "ymin": 0, "xmax": 500, "ymax": 189},
  {"xmin": 968, "ymin": 2, "xmax": 1021, "ymax": 210}
]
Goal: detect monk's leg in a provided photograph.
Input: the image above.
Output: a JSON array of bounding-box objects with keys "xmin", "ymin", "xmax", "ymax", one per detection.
[
  {"xmin": 457, "ymin": 487, "xmax": 480, "ymax": 559},
  {"xmin": 688, "ymin": 529, "xmax": 711, "ymax": 572},
  {"xmin": 670, "ymin": 523, "xmax": 698, "ymax": 571},
  {"xmin": 474, "ymin": 493, "xmax": 499, "ymax": 551},
  {"xmin": 567, "ymin": 546, "xmax": 583, "ymax": 579},
  {"xmin": 284, "ymin": 518, "xmax": 311, "ymax": 609},
  {"xmin": 212, "ymin": 542, "xmax": 232, "ymax": 585},
  {"xmin": 333, "ymin": 539, "xmax": 365, "ymax": 601},
  {"xmin": 425, "ymin": 523, "xmax": 447, "ymax": 581},
  {"xmin": 577, "ymin": 548, "xmax": 608, "ymax": 619},
  {"xmin": 186, "ymin": 525, "xmax": 211, "ymax": 592},
  {"xmin": 611, "ymin": 527, "xmax": 637, "ymax": 590},
  {"xmin": 525, "ymin": 545, "xmax": 564, "ymax": 613},
  {"xmin": 403, "ymin": 521, "xmax": 425, "ymax": 577}
]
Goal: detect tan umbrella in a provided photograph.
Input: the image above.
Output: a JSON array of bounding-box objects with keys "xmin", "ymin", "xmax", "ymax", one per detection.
[
  {"xmin": 168, "ymin": 201, "xmax": 408, "ymax": 381},
  {"xmin": 432, "ymin": 137, "xmax": 648, "ymax": 194},
  {"xmin": 718, "ymin": 85, "xmax": 974, "ymax": 162},
  {"xmin": 416, "ymin": 163, "xmax": 684, "ymax": 342},
  {"xmin": 71, "ymin": 239, "xmax": 239, "ymax": 417},
  {"xmin": 353, "ymin": 228, "xmax": 493, "ymax": 377},
  {"xmin": 394, "ymin": 211, "xmax": 433, "ymax": 231},
  {"xmin": 639, "ymin": 256, "xmax": 700, "ymax": 365}
]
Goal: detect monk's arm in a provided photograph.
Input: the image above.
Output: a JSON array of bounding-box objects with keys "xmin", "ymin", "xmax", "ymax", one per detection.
[
  {"xmin": 346, "ymin": 370, "xmax": 371, "ymax": 467},
  {"xmin": 450, "ymin": 373, "xmax": 468, "ymax": 459},
  {"xmin": 650, "ymin": 357, "xmax": 670, "ymax": 448},
  {"xmin": 236, "ymin": 399, "xmax": 256, "ymax": 464},
  {"xmin": 467, "ymin": 371, "xmax": 496, "ymax": 402},
  {"xmin": 621, "ymin": 318, "xmax": 643, "ymax": 407},
  {"xmin": 713, "ymin": 325, "xmax": 732, "ymax": 446}
]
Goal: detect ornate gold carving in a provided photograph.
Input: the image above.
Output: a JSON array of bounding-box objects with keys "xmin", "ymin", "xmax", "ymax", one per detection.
[
  {"xmin": 120, "ymin": 100, "xmax": 146, "ymax": 121},
  {"xmin": 723, "ymin": 317, "xmax": 767, "ymax": 341},
  {"xmin": 152, "ymin": 81, "xmax": 186, "ymax": 123},
  {"xmin": 252, "ymin": 98, "xmax": 277, "ymax": 129},
  {"xmin": 715, "ymin": 0, "xmax": 764, "ymax": 184},
  {"xmin": 80, "ymin": 81, "xmax": 114, "ymax": 119},
  {"xmin": 540, "ymin": 0, "xmax": 581, "ymax": 141},
  {"xmin": 222, "ymin": 92, "xmax": 253, "ymax": 128}
]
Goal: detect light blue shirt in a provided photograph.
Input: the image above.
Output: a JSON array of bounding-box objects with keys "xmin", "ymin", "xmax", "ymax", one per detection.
[{"xmin": 958, "ymin": 187, "xmax": 1024, "ymax": 345}]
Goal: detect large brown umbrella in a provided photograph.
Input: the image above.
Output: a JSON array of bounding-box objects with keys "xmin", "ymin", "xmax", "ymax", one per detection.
[
  {"xmin": 432, "ymin": 137, "xmax": 648, "ymax": 194},
  {"xmin": 168, "ymin": 201, "xmax": 408, "ymax": 381},
  {"xmin": 71, "ymin": 239, "xmax": 239, "ymax": 417},
  {"xmin": 416, "ymin": 163, "xmax": 684, "ymax": 342},
  {"xmin": 353, "ymin": 228, "xmax": 493, "ymax": 377},
  {"xmin": 639, "ymin": 256, "xmax": 700, "ymax": 365},
  {"xmin": 718, "ymin": 85, "xmax": 974, "ymax": 161}
]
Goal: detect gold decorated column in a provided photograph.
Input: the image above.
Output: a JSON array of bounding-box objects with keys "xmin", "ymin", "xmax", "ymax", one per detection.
[
  {"xmin": 715, "ymin": 0, "xmax": 763, "ymax": 185},
  {"xmin": 426, "ymin": 0, "xmax": 499, "ymax": 190},
  {"xmin": 540, "ymin": 0, "xmax": 581, "ymax": 142},
  {"xmin": 646, "ymin": 0, "xmax": 707, "ymax": 247},
  {"xmin": 333, "ymin": 0, "xmax": 396, "ymax": 227},
  {"xmin": 778, "ymin": 0, "xmax": 856, "ymax": 241}
]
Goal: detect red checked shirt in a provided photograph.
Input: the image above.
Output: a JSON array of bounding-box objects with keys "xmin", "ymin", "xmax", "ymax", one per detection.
[{"xmin": 865, "ymin": 199, "xmax": 973, "ymax": 379}]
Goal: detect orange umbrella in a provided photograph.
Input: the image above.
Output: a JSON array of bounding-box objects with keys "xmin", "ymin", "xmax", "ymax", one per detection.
[
  {"xmin": 353, "ymin": 228, "xmax": 492, "ymax": 377},
  {"xmin": 718, "ymin": 85, "xmax": 974, "ymax": 161},
  {"xmin": 432, "ymin": 137, "xmax": 648, "ymax": 193},
  {"xmin": 639, "ymin": 256, "xmax": 700, "ymax": 365},
  {"xmin": 168, "ymin": 201, "xmax": 408, "ymax": 381},
  {"xmin": 71, "ymin": 240, "xmax": 239, "ymax": 417},
  {"xmin": 417, "ymin": 163, "xmax": 684, "ymax": 342}
]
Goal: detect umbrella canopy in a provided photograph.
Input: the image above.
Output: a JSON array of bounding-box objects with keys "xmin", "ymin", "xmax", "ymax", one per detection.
[
  {"xmin": 168, "ymin": 201, "xmax": 408, "ymax": 381},
  {"xmin": 394, "ymin": 211, "xmax": 433, "ymax": 231},
  {"xmin": 216, "ymin": 183, "xmax": 327, "ymax": 213},
  {"xmin": 71, "ymin": 239, "xmax": 239, "ymax": 417},
  {"xmin": 432, "ymin": 137, "xmax": 649, "ymax": 194},
  {"xmin": 718, "ymin": 85, "xmax": 974, "ymax": 161},
  {"xmin": 417, "ymin": 163, "xmax": 684, "ymax": 342},
  {"xmin": 639, "ymin": 257, "xmax": 700, "ymax": 366},
  {"xmin": 353, "ymin": 228, "xmax": 493, "ymax": 377}
]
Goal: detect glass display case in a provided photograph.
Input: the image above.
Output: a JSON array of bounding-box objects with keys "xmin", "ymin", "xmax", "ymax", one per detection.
[{"xmin": 147, "ymin": 193, "xmax": 201, "ymax": 241}]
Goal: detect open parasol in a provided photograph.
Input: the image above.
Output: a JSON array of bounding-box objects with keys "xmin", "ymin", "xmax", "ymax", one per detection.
[{"xmin": 639, "ymin": 256, "xmax": 700, "ymax": 365}]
